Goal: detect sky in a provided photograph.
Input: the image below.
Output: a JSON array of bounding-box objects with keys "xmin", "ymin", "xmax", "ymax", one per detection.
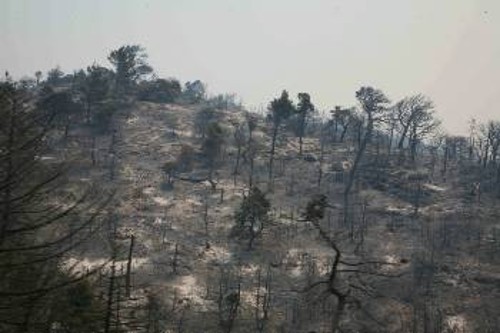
[{"xmin": 1, "ymin": 0, "xmax": 499, "ymax": 134}]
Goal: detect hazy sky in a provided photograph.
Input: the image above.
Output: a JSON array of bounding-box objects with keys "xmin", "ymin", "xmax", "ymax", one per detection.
[{"xmin": 1, "ymin": 0, "xmax": 499, "ymax": 134}]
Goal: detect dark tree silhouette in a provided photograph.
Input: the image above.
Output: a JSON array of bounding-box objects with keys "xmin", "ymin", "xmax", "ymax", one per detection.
[
  {"xmin": 296, "ymin": 92, "xmax": 315, "ymax": 155},
  {"xmin": 184, "ymin": 80, "xmax": 206, "ymax": 103},
  {"xmin": 331, "ymin": 106, "xmax": 356, "ymax": 143},
  {"xmin": 108, "ymin": 45, "xmax": 153, "ymax": 94},
  {"xmin": 34, "ymin": 71, "xmax": 43, "ymax": 85},
  {"xmin": 74, "ymin": 64, "xmax": 112, "ymax": 125},
  {"xmin": 37, "ymin": 87, "xmax": 82, "ymax": 138},
  {"xmin": 46, "ymin": 66, "xmax": 64, "ymax": 85},
  {"xmin": 235, "ymin": 187, "xmax": 271, "ymax": 250},
  {"xmin": 267, "ymin": 90, "xmax": 295, "ymax": 185},
  {"xmin": 138, "ymin": 78, "xmax": 181, "ymax": 103},
  {"xmin": 0, "ymin": 81, "xmax": 111, "ymax": 332},
  {"xmin": 202, "ymin": 122, "xmax": 225, "ymax": 190}
]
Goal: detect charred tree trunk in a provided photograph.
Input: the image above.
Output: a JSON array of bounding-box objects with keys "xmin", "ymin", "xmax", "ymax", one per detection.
[
  {"xmin": 125, "ymin": 234, "xmax": 134, "ymax": 298},
  {"xmin": 268, "ymin": 124, "xmax": 279, "ymax": 185},
  {"xmin": 233, "ymin": 146, "xmax": 241, "ymax": 185},
  {"xmin": 91, "ymin": 135, "xmax": 97, "ymax": 167},
  {"xmin": 104, "ymin": 261, "xmax": 116, "ymax": 333},
  {"xmin": 344, "ymin": 118, "xmax": 373, "ymax": 236},
  {"xmin": 299, "ymin": 112, "xmax": 307, "ymax": 156},
  {"xmin": 398, "ymin": 125, "xmax": 410, "ymax": 150},
  {"xmin": 340, "ymin": 125, "xmax": 348, "ymax": 143}
]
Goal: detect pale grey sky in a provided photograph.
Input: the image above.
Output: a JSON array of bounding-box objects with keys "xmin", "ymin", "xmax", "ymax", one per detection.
[{"xmin": 1, "ymin": 0, "xmax": 499, "ymax": 134}]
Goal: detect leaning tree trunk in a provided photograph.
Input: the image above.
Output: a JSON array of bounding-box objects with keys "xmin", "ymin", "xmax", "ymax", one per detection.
[
  {"xmin": 125, "ymin": 234, "xmax": 135, "ymax": 298},
  {"xmin": 398, "ymin": 125, "xmax": 409, "ymax": 150},
  {"xmin": 344, "ymin": 118, "xmax": 373, "ymax": 237},
  {"xmin": 340, "ymin": 125, "xmax": 348, "ymax": 143}
]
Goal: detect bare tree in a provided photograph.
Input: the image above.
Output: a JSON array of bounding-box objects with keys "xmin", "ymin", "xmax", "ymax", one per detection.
[
  {"xmin": 254, "ymin": 266, "xmax": 272, "ymax": 333},
  {"xmin": 468, "ymin": 118, "xmax": 478, "ymax": 160},
  {"xmin": 396, "ymin": 95, "xmax": 428, "ymax": 149},
  {"xmin": 194, "ymin": 107, "xmax": 220, "ymax": 139},
  {"xmin": 232, "ymin": 121, "xmax": 247, "ymax": 185},
  {"xmin": 394, "ymin": 94, "xmax": 439, "ymax": 160},
  {"xmin": 202, "ymin": 123, "xmax": 225, "ymax": 191},
  {"xmin": 408, "ymin": 112, "xmax": 440, "ymax": 162},
  {"xmin": 244, "ymin": 112, "xmax": 259, "ymax": 188},
  {"xmin": 331, "ymin": 106, "xmax": 356, "ymax": 143},
  {"xmin": 301, "ymin": 195, "xmax": 404, "ymax": 333},
  {"xmin": 385, "ymin": 105, "xmax": 399, "ymax": 155},
  {"xmin": 484, "ymin": 121, "xmax": 500, "ymax": 166},
  {"xmin": 217, "ymin": 265, "xmax": 241, "ymax": 333}
]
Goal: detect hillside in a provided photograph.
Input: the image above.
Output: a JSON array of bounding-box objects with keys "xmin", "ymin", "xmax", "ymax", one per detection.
[{"xmin": 53, "ymin": 99, "xmax": 499, "ymax": 333}]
